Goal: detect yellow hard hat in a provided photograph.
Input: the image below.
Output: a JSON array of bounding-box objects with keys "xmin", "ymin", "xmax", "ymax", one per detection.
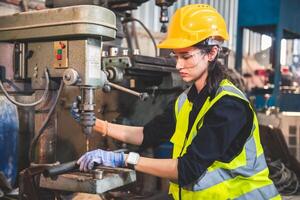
[{"xmin": 158, "ymin": 4, "xmax": 229, "ymax": 49}]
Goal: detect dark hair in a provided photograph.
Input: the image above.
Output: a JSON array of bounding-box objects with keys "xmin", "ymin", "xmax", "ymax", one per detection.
[
  {"xmin": 207, "ymin": 58, "xmax": 228, "ymax": 96},
  {"xmin": 195, "ymin": 44, "xmax": 247, "ymax": 95},
  {"xmin": 194, "ymin": 43, "xmax": 229, "ymax": 96}
]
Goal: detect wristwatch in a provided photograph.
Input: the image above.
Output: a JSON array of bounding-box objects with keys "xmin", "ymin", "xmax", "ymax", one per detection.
[{"xmin": 126, "ymin": 152, "xmax": 140, "ymax": 169}]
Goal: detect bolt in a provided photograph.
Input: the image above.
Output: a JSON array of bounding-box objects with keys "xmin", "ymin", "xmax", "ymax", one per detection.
[
  {"xmin": 64, "ymin": 74, "xmax": 71, "ymax": 81},
  {"xmin": 93, "ymin": 169, "xmax": 104, "ymax": 179}
]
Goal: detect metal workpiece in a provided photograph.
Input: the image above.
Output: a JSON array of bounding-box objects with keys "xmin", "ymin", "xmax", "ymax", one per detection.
[
  {"xmin": 0, "ymin": 5, "xmax": 117, "ymax": 42},
  {"xmin": 39, "ymin": 167, "xmax": 136, "ymax": 194}
]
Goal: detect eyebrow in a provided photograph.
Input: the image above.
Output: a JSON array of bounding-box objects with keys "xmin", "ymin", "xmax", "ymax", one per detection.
[{"xmin": 172, "ymin": 51, "xmax": 190, "ymax": 55}]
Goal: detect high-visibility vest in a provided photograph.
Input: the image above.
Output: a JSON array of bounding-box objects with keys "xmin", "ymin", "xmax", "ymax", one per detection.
[{"xmin": 169, "ymin": 79, "xmax": 281, "ymax": 200}]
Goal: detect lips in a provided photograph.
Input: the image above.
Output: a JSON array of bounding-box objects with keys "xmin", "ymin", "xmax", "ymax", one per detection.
[{"xmin": 180, "ymin": 72, "xmax": 188, "ymax": 77}]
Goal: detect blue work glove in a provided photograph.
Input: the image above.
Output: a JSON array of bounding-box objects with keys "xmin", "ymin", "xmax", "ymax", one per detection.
[
  {"xmin": 70, "ymin": 96, "xmax": 81, "ymax": 122},
  {"xmin": 77, "ymin": 149, "xmax": 125, "ymax": 171}
]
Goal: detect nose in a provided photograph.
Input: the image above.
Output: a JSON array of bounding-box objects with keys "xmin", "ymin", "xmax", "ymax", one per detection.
[{"xmin": 176, "ymin": 59, "xmax": 184, "ymax": 70}]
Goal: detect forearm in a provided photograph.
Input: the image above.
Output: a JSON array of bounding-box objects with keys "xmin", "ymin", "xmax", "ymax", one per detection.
[
  {"xmin": 126, "ymin": 155, "xmax": 178, "ymax": 181},
  {"xmin": 94, "ymin": 119, "xmax": 144, "ymax": 145}
]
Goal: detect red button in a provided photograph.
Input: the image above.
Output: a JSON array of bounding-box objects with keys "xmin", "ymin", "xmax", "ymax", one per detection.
[
  {"xmin": 59, "ymin": 42, "xmax": 66, "ymax": 49},
  {"xmin": 56, "ymin": 54, "xmax": 62, "ymax": 60}
]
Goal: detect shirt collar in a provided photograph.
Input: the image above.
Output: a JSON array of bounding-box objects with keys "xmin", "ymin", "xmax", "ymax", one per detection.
[{"xmin": 187, "ymin": 84, "xmax": 209, "ymax": 109}]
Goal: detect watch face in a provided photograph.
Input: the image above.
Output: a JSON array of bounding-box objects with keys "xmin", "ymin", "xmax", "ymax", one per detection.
[{"xmin": 127, "ymin": 152, "xmax": 140, "ymax": 165}]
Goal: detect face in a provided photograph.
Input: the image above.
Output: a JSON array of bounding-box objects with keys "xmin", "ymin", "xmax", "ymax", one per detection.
[{"xmin": 172, "ymin": 46, "xmax": 210, "ymax": 83}]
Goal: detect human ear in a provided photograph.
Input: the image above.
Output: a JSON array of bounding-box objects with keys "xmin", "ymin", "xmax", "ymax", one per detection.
[{"xmin": 207, "ymin": 46, "xmax": 219, "ymax": 61}]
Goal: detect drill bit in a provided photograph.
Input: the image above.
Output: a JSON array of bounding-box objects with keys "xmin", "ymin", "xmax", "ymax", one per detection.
[{"xmin": 86, "ymin": 136, "xmax": 90, "ymax": 152}]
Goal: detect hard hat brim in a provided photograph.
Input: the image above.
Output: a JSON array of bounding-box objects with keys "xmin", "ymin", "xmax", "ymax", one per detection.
[{"xmin": 157, "ymin": 38, "xmax": 198, "ymax": 49}]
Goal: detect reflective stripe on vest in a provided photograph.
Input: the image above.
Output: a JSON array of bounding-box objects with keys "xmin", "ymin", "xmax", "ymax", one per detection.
[
  {"xmin": 176, "ymin": 83, "xmax": 248, "ymax": 116},
  {"xmin": 189, "ymin": 137, "xmax": 265, "ymax": 191},
  {"xmin": 170, "ymin": 79, "xmax": 280, "ymax": 199},
  {"xmin": 216, "ymin": 84, "xmax": 248, "ymax": 101},
  {"xmin": 176, "ymin": 88, "xmax": 189, "ymax": 117},
  {"xmin": 235, "ymin": 183, "xmax": 280, "ymax": 200}
]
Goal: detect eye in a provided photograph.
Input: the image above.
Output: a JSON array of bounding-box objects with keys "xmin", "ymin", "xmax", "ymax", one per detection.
[{"xmin": 181, "ymin": 54, "xmax": 193, "ymax": 60}]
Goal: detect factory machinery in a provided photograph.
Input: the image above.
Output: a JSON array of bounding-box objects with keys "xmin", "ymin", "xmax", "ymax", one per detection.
[
  {"xmin": 0, "ymin": 0, "xmax": 182, "ymax": 199},
  {"xmin": 235, "ymin": 0, "xmax": 300, "ymax": 196},
  {"xmin": 3, "ymin": 0, "xmax": 300, "ymax": 199}
]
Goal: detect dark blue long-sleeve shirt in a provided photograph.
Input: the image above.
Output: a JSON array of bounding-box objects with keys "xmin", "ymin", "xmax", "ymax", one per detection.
[{"xmin": 141, "ymin": 84, "xmax": 253, "ymax": 187}]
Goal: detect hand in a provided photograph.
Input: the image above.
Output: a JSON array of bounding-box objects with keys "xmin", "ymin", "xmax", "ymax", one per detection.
[
  {"xmin": 77, "ymin": 149, "xmax": 125, "ymax": 171},
  {"xmin": 70, "ymin": 96, "xmax": 81, "ymax": 122}
]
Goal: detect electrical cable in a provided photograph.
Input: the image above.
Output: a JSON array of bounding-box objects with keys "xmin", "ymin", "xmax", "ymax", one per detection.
[
  {"xmin": 0, "ymin": 68, "xmax": 49, "ymax": 107},
  {"xmin": 28, "ymin": 80, "xmax": 64, "ymax": 162},
  {"xmin": 268, "ymin": 159, "xmax": 300, "ymax": 195},
  {"xmin": 122, "ymin": 22, "xmax": 134, "ymax": 53},
  {"xmin": 0, "ymin": 188, "xmax": 3, "ymax": 198},
  {"xmin": 122, "ymin": 17, "xmax": 158, "ymax": 57}
]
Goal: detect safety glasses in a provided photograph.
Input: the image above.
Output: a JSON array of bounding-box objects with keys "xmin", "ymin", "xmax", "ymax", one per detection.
[{"xmin": 170, "ymin": 49, "xmax": 206, "ymax": 68}]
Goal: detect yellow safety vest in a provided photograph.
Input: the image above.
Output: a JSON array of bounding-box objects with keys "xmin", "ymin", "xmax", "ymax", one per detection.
[{"xmin": 169, "ymin": 79, "xmax": 281, "ymax": 200}]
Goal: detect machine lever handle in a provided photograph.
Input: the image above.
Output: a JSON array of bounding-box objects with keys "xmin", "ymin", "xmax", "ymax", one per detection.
[
  {"xmin": 106, "ymin": 82, "xmax": 149, "ymax": 101},
  {"xmin": 43, "ymin": 161, "xmax": 78, "ymax": 177}
]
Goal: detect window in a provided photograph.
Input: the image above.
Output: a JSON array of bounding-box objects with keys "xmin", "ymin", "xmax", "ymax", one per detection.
[{"xmin": 289, "ymin": 126, "xmax": 297, "ymax": 136}]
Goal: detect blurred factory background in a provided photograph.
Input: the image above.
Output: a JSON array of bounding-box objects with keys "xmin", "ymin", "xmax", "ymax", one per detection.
[{"xmin": 1, "ymin": 0, "xmax": 300, "ymax": 199}]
